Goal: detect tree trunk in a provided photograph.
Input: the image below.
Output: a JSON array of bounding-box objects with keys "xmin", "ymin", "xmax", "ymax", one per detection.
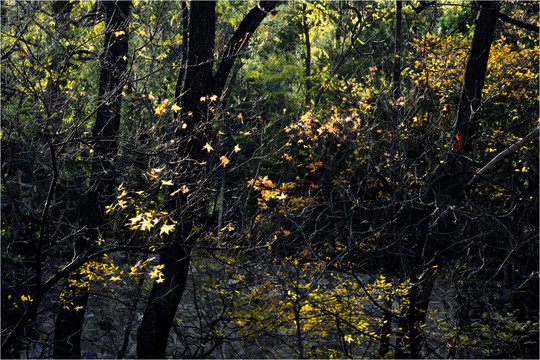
[
  {"xmin": 380, "ymin": 2, "xmax": 402, "ymax": 356},
  {"xmin": 302, "ymin": 2, "xmax": 312, "ymax": 107},
  {"xmin": 53, "ymin": 1, "xmax": 131, "ymax": 358},
  {"xmin": 136, "ymin": 2, "xmax": 216, "ymax": 358},
  {"xmin": 136, "ymin": 2, "xmax": 279, "ymax": 357},
  {"xmin": 397, "ymin": 2, "xmax": 499, "ymax": 357}
]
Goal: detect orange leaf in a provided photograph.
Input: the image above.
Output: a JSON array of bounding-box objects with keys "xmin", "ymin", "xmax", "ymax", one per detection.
[{"xmin": 220, "ymin": 156, "xmax": 230, "ymax": 167}]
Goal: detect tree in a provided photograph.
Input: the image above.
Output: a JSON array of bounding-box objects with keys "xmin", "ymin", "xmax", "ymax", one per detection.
[
  {"xmin": 53, "ymin": 1, "xmax": 131, "ymax": 357},
  {"xmin": 136, "ymin": 1, "xmax": 279, "ymax": 358},
  {"xmin": 1, "ymin": 1, "xmax": 537, "ymax": 358}
]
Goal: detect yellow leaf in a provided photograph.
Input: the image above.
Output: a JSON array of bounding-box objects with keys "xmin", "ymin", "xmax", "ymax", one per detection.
[
  {"xmin": 129, "ymin": 214, "xmax": 142, "ymax": 224},
  {"xmin": 160, "ymin": 223, "xmax": 175, "ymax": 235},
  {"xmin": 200, "ymin": 96, "xmax": 206, "ymax": 102},
  {"xmin": 260, "ymin": 176, "xmax": 274, "ymax": 188},
  {"xmin": 155, "ymin": 103, "xmax": 167, "ymax": 115},
  {"xmin": 110, "ymin": 276, "xmax": 121, "ymax": 282},
  {"xmin": 161, "ymin": 179, "xmax": 174, "ymax": 186},
  {"xmin": 114, "ymin": 30, "xmax": 126, "ymax": 37},
  {"xmin": 209, "ymin": 94, "xmax": 218, "ymax": 102},
  {"xmin": 233, "ymin": 144, "xmax": 241, "ymax": 153},
  {"xmin": 171, "ymin": 103, "xmax": 182, "ymax": 113},
  {"xmin": 276, "ymin": 192, "xmax": 287, "ymax": 200},
  {"xmin": 203, "ymin": 142, "xmax": 214, "ymax": 152},
  {"xmin": 140, "ymin": 217, "xmax": 154, "ymax": 231},
  {"xmin": 220, "ymin": 155, "xmax": 230, "ymax": 167}
]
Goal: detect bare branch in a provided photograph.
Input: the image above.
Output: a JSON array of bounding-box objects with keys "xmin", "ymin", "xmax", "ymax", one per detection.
[{"xmin": 466, "ymin": 126, "xmax": 539, "ymax": 189}]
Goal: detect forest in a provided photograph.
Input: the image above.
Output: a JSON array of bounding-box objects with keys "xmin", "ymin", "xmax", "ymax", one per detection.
[{"xmin": 1, "ymin": 0, "xmax": 538, "ymax": 358}]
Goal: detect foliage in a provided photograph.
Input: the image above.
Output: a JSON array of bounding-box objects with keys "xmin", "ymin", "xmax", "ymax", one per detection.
[{"xmin": 1, "ymin": 0, "xmax": 538, "ymax": 358}]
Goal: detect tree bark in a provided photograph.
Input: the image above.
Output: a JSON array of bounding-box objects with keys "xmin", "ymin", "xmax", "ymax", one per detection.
[
  {"xmin": 53, "ymin": 1, "xmax": 131, "ymax": 358},
  {"xmin": 136, "ymin": 4, "xmax": 216, "ymax": 358},
  {"xmin": 379, "ymin": 2, "xmax": 403, "ymax": 357},
  {"xmin": 136, "ymin": 1, "xmax": 279, "ymax": 357},
  {"xmin": 302, "ymin": 2, "xmax": 312, "ymax": 107},
  {"xmin": 397, "ymin": 2, "xmax": 499, "ymax": 357},
  {"xmin": 441, "ymin": 1, "xmax": 499, "ymax": 193}
]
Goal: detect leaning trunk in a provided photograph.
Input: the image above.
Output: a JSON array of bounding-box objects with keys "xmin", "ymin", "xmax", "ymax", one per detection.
[{"xmin": 398, "ymin": 2, "xmax": 499, "ymax": 357}]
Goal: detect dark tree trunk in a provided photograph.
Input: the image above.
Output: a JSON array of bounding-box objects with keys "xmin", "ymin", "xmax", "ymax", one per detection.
[
  {"xmin": 396, "ymin": 3, "xmax": 499, "ymax": 358},
  {"xmin": 391, "ymin": 0, "xmax": 402, "ymax": 106},
  {"xmin": 136, "ymin": 2, "xmax": 216, "ymax": 358},
  {"xmin": 379, "ymin": 2, "xmax": 403, "ymax": 357},
  {"xmin": 136, "ymin": 2, "xmax": 279, "ymax": 358},
  {"xmin": 53, "ymin": 1, "xmax": 131, "ymax": 358},
  {"xmin": 302, "ymin": 2, "xmax": 312, "ymax": 107},
  {"xmin": 173, "ymin": 0, "xmax": 188, "ymax": 120},
  {"xmin": 439, "ymin": 1, "xmax": 500, "ymax": 193}
]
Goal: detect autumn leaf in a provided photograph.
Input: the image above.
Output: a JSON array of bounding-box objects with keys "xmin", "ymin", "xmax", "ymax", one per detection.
[
  {"xmin": 233, "ymin": 144, "xmax": 241, "ymax": 153},
  {"xmin": 149, "ymin": 264, "xmax": 165, "ymax": 283},
  {"xmin": 220, "ymin": 155, "xmax": 230, "ymax": 167},
  {"xmin": 149, "ymin": 268, "xmax": 161, "ymax": 279},
  {"xmin": 110, "ymin": 276, "xmax": 121, "ymax": 282},
  {"xmin": 209, "ymin": 94, "xmax": 218, "ymax": 102},
  {"xmin": 171, "ymin": 103, "xmax": 182, "ymax": 113},
  {"xmin": 203, "ymin": 142, "xmax": 214, "ymax": 152},
  {"xmin": 154, "ymin": 103, "xmax": 167, "ymax": 115},
  {"xmin": 441, "ymin": 104, "xmax": 453, "ymax": 116},
  {"xmin": 260, "ymin": 176, "xmax": 274, "ymax": 188},
  {"xmin": 139, "ymin": 216, "xmax": 154, "ymax": 231},
  {"xmin": 129, "ymin": 213, "xmax": 142, "ymax": 224},
  {"xmin": 160, "ymin": 222, "xmax": 175, "ymax": 235},
  {"xmin": 452, "ymin": 132, "xmax": 464, "ymax": 151},
  {"xmin": 161, "ymin": 179, "xmax": 173, "ymax": 186},
  {"xmin": 222, "ymin": 223, "xmax": 235, "ymax": 232},
  {"xmin": 276, "ymin": 192, "xmax": 287, "ymax": 200},
  {"xmin": 171, "ymin": 185, "xmax": 189, "ymax": 196},
  {"xmin": 114, "ymin": 30, "xmax": 125, "ymax": 37}
]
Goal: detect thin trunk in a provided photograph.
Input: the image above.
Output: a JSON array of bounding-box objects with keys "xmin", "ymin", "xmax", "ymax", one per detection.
[
  {"xmin": 391, "ymin": 0, "xmax": 402, "ymax": 125},
  {"xmin": 173, "ymin": 0, "xmax": 188, "ymax": 120},
  {"xmin": 53, "ymin": 1, "xmax": 131, "ymax": 357},
  {"xmin": 380, "ymin": 3, "xmax": 402, "ymax": 356},
  {"xmin": 302, "ymin": 3, "xmax": 311, "ymax": 107}
]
